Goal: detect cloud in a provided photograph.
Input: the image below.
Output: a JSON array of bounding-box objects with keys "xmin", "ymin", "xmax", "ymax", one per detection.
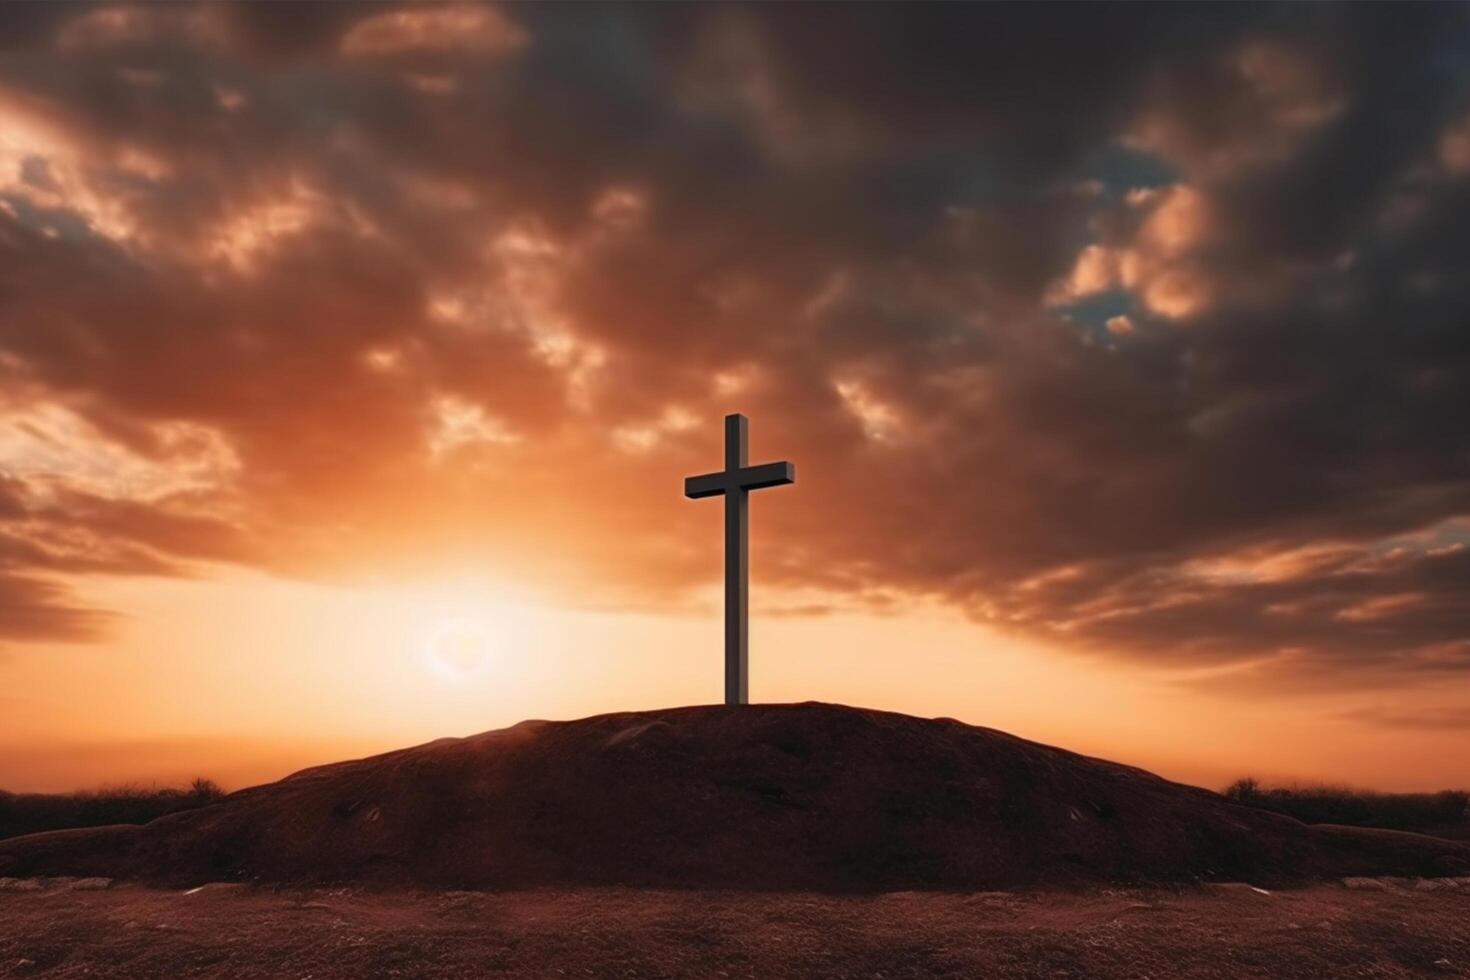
[
  {"xmin": 0, "ymin": 2, "xmax": 1466, "ymax": 694},
  {"xmin": 1337, "ymin": 704, "xmax": 1470, "ymax": 731},
  {"xmin": 1050, "ymin": 184, "xmax": 1217, "ymax": 319},
  {"xmin": 339, "ymin": 3, "xmax": 527, "ymax": 58},
  {"xmin": 0, "ymin": 572, "xmax": 109, "ymax": 642}
]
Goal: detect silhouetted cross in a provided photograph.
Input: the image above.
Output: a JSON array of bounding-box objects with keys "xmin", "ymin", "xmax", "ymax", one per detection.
[{"xmin": 684, "ymin": 414, "xmax": 795, "ymax": 705}]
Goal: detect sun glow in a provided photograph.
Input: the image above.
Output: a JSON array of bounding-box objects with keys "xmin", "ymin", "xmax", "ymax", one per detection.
[
  {"xmin": 398, "ymin": 577, "xmax": 541, "ymax": 686},
  {"xmin": 423, "ymin": 617, "xmax": 499, "ymax": 681}
]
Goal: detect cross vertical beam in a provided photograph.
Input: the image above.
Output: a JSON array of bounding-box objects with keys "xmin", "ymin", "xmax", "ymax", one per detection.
[
  {"xmin": 684, "ymin": 414, "xmax": 795, "ymax": 706},
  {"xmin": 724, "ymin": 414, "xmax": 749, "ymax": 706}
]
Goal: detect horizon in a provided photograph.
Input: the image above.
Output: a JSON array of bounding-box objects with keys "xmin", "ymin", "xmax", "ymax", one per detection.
[
  {"xmin": 11, "ymin": 693, "xmax": 1470, "ymax": 799},
  {"xmin": 3, "ymin": 2, "xmax": 1470, "ymax": 795}
]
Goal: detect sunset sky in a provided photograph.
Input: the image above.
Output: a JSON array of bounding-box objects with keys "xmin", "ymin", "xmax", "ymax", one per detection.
[{"xmin": 2, "ymin": 2, "xmax": 1469, "ymax": 793}]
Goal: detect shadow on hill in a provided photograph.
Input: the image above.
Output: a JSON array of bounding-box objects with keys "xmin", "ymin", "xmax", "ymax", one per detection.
[{"xmin": 1, "ymin": 704, "xmax": 1467, "ymax": 891}]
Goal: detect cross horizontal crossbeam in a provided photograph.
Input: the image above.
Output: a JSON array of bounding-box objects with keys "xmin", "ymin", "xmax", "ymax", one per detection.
[{"xmin": 683, "ymin": 461, "xmax": 795, "ymax": 499}]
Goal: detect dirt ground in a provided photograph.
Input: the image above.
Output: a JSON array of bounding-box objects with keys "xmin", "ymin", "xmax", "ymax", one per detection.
[{"xmin": 1, "ymin": 881, "xmax": 1468, "ymax": 979}]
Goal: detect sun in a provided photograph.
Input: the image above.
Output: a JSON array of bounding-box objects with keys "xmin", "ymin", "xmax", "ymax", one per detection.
[{"xmin": 423, "ymin": 617, "xmax": 497, "ymax": 682}]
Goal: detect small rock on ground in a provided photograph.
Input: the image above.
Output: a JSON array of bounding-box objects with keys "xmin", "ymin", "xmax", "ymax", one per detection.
[
  {"xmin": 65, "ymin": 877, "xmax": 112, "ymax": 891},
  {"xmin": 1203, "ymin": 882, "xmax": 1272, "ymax": 895},
  {"xmin": 1342, "ymin": 877, "xmax": 1393, "ymax": 890},
  {"xmin": 182, "ymin": 882, "xmax": 248, "ymax": 895}
]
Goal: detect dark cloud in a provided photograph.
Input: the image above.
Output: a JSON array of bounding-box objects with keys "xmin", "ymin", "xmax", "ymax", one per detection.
[{"xmin": 0, "ymin": 1, "xmax": 1467, "ymax": 689}]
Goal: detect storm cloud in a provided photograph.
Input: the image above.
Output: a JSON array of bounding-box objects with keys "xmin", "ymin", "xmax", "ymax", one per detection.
[{"xmin": 1, "ymin": 2, "xmax": 1468, "ymax": 689}]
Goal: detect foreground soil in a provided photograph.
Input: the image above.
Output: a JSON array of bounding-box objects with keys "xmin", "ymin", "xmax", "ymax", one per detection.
[
  {"xmin": 1, "ymin": 882, "xmax": 1468, "ymax": 979},
  {"xmin": 3, "ymin": 704, "xmax": 1467, "ymax": 889}
]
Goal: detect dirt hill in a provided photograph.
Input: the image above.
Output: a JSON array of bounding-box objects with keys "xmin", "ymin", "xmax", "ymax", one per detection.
[{"xmin": 1, "ymin": 703, "xmax": 1466, "ymax": 890}]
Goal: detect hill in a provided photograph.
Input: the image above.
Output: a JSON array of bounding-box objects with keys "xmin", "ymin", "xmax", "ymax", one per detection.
[{"xmin": 1, "ymin": 703, "xmax": 1466, "ymax": 890}]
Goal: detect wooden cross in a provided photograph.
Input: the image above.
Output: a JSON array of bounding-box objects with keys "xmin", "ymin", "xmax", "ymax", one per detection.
[{"xmin": 684, "ymin": 414, "xmax": 795, "ymax": 705}]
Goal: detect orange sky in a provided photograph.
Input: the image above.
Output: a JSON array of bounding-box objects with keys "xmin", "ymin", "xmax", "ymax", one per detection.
[
  {"xmin": 4, "ymin": 554, "xmax": 1468, "ymax": 794},
  {"xmin": 2, "ymin": 3, "xmax": 1469, "ymax": 793}
]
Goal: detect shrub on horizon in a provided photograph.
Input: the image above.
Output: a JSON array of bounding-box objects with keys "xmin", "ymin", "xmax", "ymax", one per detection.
[
  {"xmin": 0, "ymin": 777, "xmax": 226, "ymax": 841},
  {"xmin": 1223, "ymin": 777, "xmax": 1468, "ymax": 834}
]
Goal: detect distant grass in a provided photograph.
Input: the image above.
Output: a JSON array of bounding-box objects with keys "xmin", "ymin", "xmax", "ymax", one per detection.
[
  {"xmin": 0, "ymin": 778, "xmax": 225, "ymax": 841},
  {"xmin": 1225, "ymin": 777, "xmax": 1470, "ymax": 839}
]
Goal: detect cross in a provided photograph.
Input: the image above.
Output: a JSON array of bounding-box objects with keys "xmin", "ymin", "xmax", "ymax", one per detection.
[{"xmin": 684, "ymin": 414, "xmax": 795, "ymax": 706}]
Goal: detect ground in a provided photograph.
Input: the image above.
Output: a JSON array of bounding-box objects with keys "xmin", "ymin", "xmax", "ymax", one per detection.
[
  {"xmin": 4, "ymin": 707, "xmax": 1468, "ymax": 977},
  {"xmin": 1, "ymin": 881, "xmax": 1468, "ymax": 979}
]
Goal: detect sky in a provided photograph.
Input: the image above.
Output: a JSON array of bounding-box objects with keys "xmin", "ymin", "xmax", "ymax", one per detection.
[{"xmin": 2, "ymin": 2, "xmax": 1469, "ymax": 793}]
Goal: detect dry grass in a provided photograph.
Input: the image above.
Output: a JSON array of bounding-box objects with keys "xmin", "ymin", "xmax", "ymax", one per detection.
[
  {"xmin": 1225, "ymin": 778, "xmax": 1470, "ymax": 839},
  {"xmin": 0, "ymin": 780, "xmax": 224, "ymax": 841}
]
